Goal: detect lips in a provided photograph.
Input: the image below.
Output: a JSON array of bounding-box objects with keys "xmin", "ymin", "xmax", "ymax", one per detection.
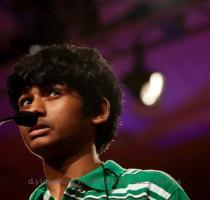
[{"xmin": 28, "ymin": 123, "xmax": 50, "ymax": 138}]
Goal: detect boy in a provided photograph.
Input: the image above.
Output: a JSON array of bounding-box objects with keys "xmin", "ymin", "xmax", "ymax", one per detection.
[{"xmin": 6, "ymin": 45, "xmax": 189, "ymax": 199}]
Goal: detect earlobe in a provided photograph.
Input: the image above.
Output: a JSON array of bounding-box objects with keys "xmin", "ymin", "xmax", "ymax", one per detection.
[{"xmin": 91, "ymin": 97, "xmax": 110, "ymax": 125}]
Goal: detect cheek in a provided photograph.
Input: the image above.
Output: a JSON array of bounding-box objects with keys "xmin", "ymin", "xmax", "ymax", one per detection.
[
  {"xmin": 47, "ymin": 100, "xmax": 84, "ymax": 124},
  {"xmin": 53, "ymin": 112, "xmax": 85, "ymax": 134},
  {"xmin": 49, "ymin": 107, "xmax": 90, "ymax": 139}
]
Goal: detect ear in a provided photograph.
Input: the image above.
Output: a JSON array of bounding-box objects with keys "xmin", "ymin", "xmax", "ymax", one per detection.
[{"xmin": 91, "ymin": 97, "xmax": 110, "ymax": 125}]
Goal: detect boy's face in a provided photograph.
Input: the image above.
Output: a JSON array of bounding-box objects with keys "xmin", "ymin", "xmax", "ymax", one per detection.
[{"xmin": 17, "ymin": 84, "xmax": 95, "ymax": 159}]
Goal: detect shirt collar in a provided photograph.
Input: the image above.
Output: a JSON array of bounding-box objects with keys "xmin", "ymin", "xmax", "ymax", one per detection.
[
  {"xmin": 78, "ymin": 160, "xmax": 126, "ymax": 191},
  {"xmin": 30, "ymin": 160, "xmax": 125, "ymax": 199},
  {"xmin": 29, "ymin": 182, "xmax": 47, "ymax": 200}
]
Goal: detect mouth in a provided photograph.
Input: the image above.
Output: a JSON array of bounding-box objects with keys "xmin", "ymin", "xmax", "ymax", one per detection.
[{"xmin": 28, "ymin": 123, "xmax": 50, "ymax": 138}]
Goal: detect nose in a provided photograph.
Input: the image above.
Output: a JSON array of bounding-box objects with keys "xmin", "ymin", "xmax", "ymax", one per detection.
[{"xmin": 29, "ymin": 97, "xmax": 46, "ymax": 117}]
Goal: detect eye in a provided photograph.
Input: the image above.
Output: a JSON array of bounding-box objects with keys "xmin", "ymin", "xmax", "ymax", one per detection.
[
  {"xmin": 49, "ymin": 89, "xmax": 61, "ymax": 97},
  {"xmin": 19, "ymin": 97, "xmax": 33, "ymax": 108}
]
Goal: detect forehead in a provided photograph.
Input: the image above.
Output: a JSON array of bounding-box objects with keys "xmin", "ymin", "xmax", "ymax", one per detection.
[{"xmin": 19, "ymin": 83, "xmax": 68, "ymax": 95}]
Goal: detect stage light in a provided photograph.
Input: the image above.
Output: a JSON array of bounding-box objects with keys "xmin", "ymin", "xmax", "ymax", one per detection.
[
  {"xmin": 123, "ymin": 42, "xmax": 165, "ymax": 106},
  {"xmin": 140, "ymin": 72, "xmax": 165, "ymax": 106}
]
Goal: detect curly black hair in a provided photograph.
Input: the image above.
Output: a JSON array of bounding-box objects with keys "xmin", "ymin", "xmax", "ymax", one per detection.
[{"xmin": 6, "ymin": 44, "xmax": 122, "ymax": 153}]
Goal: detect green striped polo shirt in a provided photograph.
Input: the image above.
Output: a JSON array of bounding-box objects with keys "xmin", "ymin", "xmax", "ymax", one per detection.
[{"xmin": 29, "ymin": 160, "xmax": 190, "ymax": 200}]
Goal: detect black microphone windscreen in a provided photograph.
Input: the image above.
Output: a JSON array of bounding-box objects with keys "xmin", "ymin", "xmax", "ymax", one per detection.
[{"xmin": 13, "ymin": 111, "xmax": 38, "ymax": 127}]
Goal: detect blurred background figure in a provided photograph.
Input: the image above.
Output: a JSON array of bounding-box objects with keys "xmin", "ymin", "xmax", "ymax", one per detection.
[{"xmin": 0, "ymin": 0, "xmax": 210, "ymax": 199}]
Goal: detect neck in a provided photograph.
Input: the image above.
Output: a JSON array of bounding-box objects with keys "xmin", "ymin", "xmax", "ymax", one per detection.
[{"xmin": 43, "ymin": 145, "xmax": 101, "ymax": 200}]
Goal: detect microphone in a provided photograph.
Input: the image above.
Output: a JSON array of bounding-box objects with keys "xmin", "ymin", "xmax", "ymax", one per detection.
[{"xmin": 0, "ymin": 111, "xmax": 38, "ymax": 127}]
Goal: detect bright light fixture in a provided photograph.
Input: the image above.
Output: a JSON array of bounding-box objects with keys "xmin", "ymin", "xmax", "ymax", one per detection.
[{"xmin": 140, "ymin": 72, "xmax": 165, "ymax": 106}]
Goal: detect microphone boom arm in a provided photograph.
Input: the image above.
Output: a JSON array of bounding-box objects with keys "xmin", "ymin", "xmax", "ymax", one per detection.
[{"xmin": 0, "ymin": 111, "xmax": 38, "ymax": 127}]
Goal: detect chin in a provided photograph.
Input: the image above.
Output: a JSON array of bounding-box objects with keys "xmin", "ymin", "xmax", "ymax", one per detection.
[{"xmin": 26, "ymin": 137, "xmax": 58, "ymax": 159}]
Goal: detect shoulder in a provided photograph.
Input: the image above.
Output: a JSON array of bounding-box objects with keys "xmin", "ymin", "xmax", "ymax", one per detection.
[
  {"xmin": 121, "ymin": 167, "xmax": 176, "ymax": 182},
  {"xmin": 116, "ymin": 168, "xmax": 186, "ymax": 199}
]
